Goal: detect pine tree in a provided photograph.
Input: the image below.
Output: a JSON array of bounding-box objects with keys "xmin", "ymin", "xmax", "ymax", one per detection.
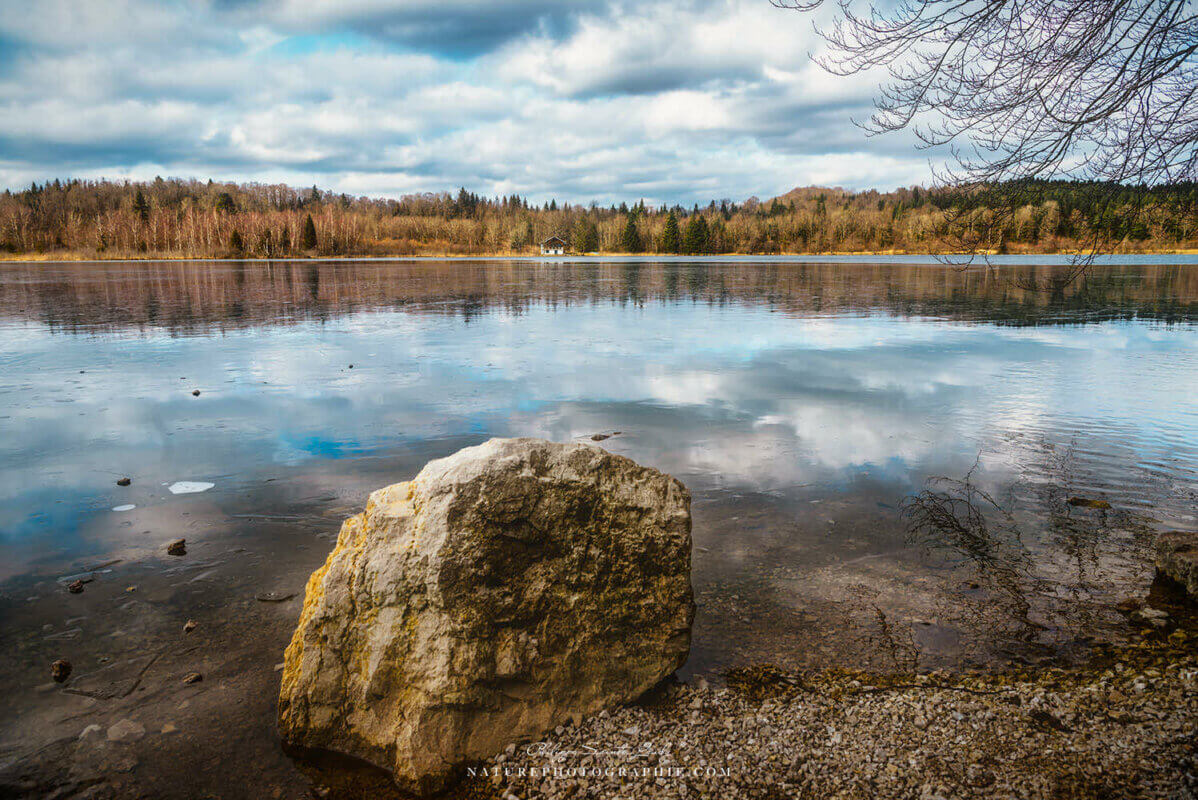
[
  {"xmin": 301, "ymin": 214, "xmax": 318, "ymax": 250},
  {"xmin": 229, "ymin": 229, "xmax": 244, "ymax": 253},
  {"xmin": 660, "ymin": 211, "xmax": 681, "ymax": 253},
  {"xmin": 573, "ymin": 218, "xmax": 599, "ymax": 252},
  {"xmin": 619, "ymin": 215, "xmax": 641, "ymax": 253},
  {"xmin": 133, "ymin": 189, "xmax": 150, "ymax": 222},
  {"xmin": 683, "ymin": 214, "xmax": 709, "ymax": 254}
]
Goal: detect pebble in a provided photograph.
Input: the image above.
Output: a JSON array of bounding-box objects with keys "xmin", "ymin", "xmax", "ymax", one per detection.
[{"xmin": 166, "ymin": 539, "xmax": 186, "ymax": 556}]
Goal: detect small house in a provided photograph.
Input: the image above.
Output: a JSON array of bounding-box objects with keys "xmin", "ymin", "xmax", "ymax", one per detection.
[{"xmin": 540, "ymin": 235, "xmax": 566, "ymax": 255}]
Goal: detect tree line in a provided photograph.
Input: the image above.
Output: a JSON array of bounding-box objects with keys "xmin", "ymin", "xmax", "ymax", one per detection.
[{"xmin": 1, "ymin": 177, "xmax": 1193, "ymax": 259}]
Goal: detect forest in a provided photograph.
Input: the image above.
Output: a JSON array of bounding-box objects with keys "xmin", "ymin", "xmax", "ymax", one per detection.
[{"xmin": 0, "ymin": 177, "xmax": 1194, "ymax": 259}]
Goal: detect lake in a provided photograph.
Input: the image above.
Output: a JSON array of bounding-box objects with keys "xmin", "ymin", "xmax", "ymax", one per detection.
[{"xmin": 0, "ymin": 258, "xmax": 1196, "ymax": 795}]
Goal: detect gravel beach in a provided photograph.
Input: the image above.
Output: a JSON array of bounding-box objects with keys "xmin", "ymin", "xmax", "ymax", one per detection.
[{"xmin": 471, "ymin": 639, "xmax": 1198, "ymax": 800}]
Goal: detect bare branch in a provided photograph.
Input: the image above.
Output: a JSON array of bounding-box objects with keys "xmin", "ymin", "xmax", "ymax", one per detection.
[{"xmin": 779, "ymin": 0, "xmax": 1198, "ymax": 281}]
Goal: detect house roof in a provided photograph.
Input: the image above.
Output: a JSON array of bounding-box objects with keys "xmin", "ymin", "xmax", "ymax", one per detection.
[{"xmin": 540, "ymin": 236, "xmax": 566, "ymax": 245}]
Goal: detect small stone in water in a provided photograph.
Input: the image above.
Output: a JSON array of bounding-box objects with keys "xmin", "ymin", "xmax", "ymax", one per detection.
[
  {"xmin": 116, "ymin": 477, "xmax": 131, "ymax": 486},
  {"xmin": 51, "ymin": 659, "xmax": 72, "ymax": 683},
  {"xmin": 183, "ymin": 620, "xmax": 197, "ymax": 633},
  {"xmin": 192, "ymin": 389, "xmax": 201, "ymax": 396},
  {"xmin": 67, "ymin": 580, "xmax": 85, "ymax": 594},
  {"xmin": 166, "ymin": 539, "xmax": 187, "ymax": 556},
  {"xmin": 182, "ymin": 672, "xmax": 203, "ymax": 685},
  {"xmin": 591, "ymin": 433, "xmax": 610, "ymax": 441},
  {"xmin": 1067, "ymin": 496, "xmax": 1111, "ymax": 509},
  {"xmin": 255, "ymin": 591, "xmax": 296, "ymax": 603}
]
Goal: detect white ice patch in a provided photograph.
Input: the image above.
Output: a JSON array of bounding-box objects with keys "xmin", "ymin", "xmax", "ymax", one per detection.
[
  {"xmin": 168, "ymin": 481, "xmax": 215, "ymax": 495},
  {"xmin": 112, "ymin": 504, "xmax": 136, "ymax": 512}
]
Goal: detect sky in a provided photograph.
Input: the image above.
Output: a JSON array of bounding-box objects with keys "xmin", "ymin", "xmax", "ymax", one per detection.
[{"xmin": 0, "ymin": 0, "xmax": 941, "ymax": 205}]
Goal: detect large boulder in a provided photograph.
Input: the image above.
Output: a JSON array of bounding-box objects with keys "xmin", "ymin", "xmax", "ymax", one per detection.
[
  {"xmin": 278, "ymin": 438, "xmax": 693, "ymax": 795},
  {"xmin": 1156, "ymin": 531, "xmax": 1198, "ymax": 598}
]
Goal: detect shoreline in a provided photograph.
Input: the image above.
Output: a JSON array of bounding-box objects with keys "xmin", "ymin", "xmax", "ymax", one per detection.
[{"xmin": 2, "ymin": 249, "xmax": 1198, "ymax": 266}]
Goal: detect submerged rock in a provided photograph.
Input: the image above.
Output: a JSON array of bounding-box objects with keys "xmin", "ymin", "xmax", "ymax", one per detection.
[
  {"xmin": 1155, "ymin": 531, "xmax": 1197, "ymax": 597},
  {"xmin": 51, "ymin": 659, "xmax": 72, "ymax": 683},
  {"xmin": 278, "ymin": 437, "xmax": 693, "ymax": 796}
]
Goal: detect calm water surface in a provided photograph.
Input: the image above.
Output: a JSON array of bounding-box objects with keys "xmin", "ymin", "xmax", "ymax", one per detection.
[{"xmin": 0, "ymin": 258, "xmax": 1196, "ymax": 794}]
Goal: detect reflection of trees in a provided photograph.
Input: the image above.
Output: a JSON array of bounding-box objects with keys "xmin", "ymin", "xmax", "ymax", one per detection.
[
  {"xmin": 1026, "ymin": 441, "xmax": 1157, "ymax": 628},
  {"xmin": 869, "ymin": 605, "xmax": 920, "ymax": 672},
  {"xmin": 901, "ymin": 440, "xmax": 1163, "ymax": 663},
  {"xmin": 1, "ymin": 260, "xmax": 1195, "ymax": 335},
  {"xmin": 901, "ymin": 462, "xmax": 1041, "ymax": 644}
]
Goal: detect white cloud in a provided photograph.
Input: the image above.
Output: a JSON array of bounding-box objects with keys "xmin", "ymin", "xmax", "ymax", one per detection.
[{"xmin": 0, "ymin": 0, "xmax": 942, "ymax": 202}]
